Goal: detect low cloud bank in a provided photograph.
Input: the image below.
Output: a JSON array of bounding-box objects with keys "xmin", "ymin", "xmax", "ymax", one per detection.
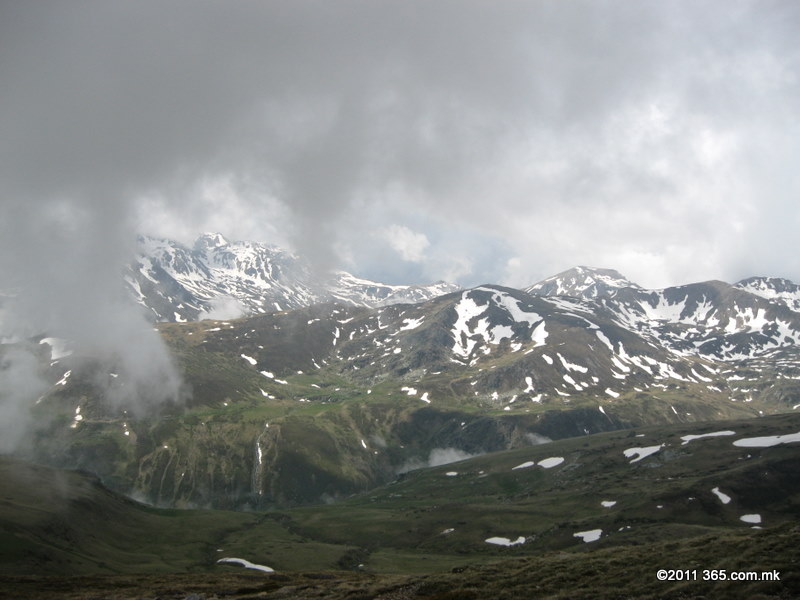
[
  {"xmin": 199, "ymin": 295, "xmax": 247, "ymax": 321},
  {"xmin": 397, "ymin": 447, "xmax": 484, "ymax": 474}
]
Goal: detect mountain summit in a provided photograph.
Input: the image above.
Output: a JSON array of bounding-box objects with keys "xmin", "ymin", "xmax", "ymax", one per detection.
[{"xmin": 525, "ymin": 266, "xmax": 640, "ymax": 299}]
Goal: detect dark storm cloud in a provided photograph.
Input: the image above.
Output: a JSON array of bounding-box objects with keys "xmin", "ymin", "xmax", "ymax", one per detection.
[
  {"xmin": 0, "ymin": 1, "xmax": 685, "ymax": 250},
  {"xmin": 1, "ymin": 1, "xmax": 523, "ymax": 266},
  {"xmin": 0, "ymin": 1, "xmax": 799, "ymax": 392}
]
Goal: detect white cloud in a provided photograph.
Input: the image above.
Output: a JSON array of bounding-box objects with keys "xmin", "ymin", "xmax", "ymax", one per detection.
[
  {"xmin": 198, "ymin": 296, "xmax": 247, "ymax": 321},
  {"xmin": 380, "ymin": 224, "xmax": 430, "ymax": 263},
  {"xmin": 135, "ymin": 174, "xmax": 293, "ymax": 250}
]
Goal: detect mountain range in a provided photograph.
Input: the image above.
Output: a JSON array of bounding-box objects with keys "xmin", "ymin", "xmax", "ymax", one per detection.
[
  {"xmin": 128, "ymin": 235, "xmax": 800, "ymax": 354},
  {"xmin": 22, "ymin": 240, "xmax": 800, "ymax": 509}
]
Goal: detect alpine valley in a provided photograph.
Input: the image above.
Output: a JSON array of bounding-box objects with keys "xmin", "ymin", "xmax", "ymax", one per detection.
[{"xmin": 3, "ymin": 236, "xmax": 800, "ymax": 598}]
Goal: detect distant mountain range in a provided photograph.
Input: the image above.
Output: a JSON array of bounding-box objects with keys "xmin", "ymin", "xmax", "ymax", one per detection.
[
  {"xmin": 525, "ymin": 266, "xmax": 800, "ymax": 360},
  {"xmin": 128, "ymin": 235, "xmax": 800, "ymax": 327},
  {"xmin": 126, "ymin": 233, "xmax": 460, "ymax": 322},
  {"xmin": 527, "ymin": 265, "xmax": 800, "ymax": 312},
  {"xmin": 125, "ymin": 234, "xmax": 800, "ymax": 370}
]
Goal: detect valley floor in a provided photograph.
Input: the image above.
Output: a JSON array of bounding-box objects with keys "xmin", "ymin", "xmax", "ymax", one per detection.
[{"xmin": 2, "ymin": 523, "xmax": 798, "ymax": 600}]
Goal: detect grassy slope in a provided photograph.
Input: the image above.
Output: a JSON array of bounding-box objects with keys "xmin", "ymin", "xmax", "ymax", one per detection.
[
  {"xmin": 0, "ymin": 457, "xmax": 259, "ymax": 575},
  {"xmin": 2, "ymin": 525, "xmax": 799, "ymax": 600},
  {"xmin": 2, "ymin": 413, "xmax": 799, "ymax": 596},
  {"xmin": 225, "ymin": 411, "xmax": 800, "ymax": 575}
]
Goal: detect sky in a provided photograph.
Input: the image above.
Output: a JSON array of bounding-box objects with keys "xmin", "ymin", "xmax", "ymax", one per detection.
[{"xmin": 2, "ymin": 1, "xmax": 799, "ymax": 295}]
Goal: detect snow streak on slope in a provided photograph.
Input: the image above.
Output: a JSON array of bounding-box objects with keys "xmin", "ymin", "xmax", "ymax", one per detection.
[
  {"xmin": 433, "ymin": 284, "xmax": 742, "ymax": 404},
  {"xmin": 452, "ymin": 293, "xmax": 491, "ymax": 360},
  {"xmin": 735, "ymin": 277, "xmax": 800, "ymax": 312},
  {"xmin": 450, "ymin": 288, "xmax": 547, "ymax": 364},
  {"xmin": 601, "ymin": 280, "xmax": 800, "ymax": 361},
  {"xmin": 379, "ymin": 270, "xmax": 800, "ymax": 410}
]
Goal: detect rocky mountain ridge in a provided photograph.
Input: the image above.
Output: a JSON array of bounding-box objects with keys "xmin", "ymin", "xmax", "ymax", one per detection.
[
  {"xmin": 126, "ymin": 233, "xmax": 460, "ymax": 322},
  {"xmin": 525, "ymin": 265, "xmax": 641, "ymax": 298}
]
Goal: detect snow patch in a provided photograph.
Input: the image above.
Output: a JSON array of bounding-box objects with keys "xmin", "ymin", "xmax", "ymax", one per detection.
[
  {"xmin": 739, "ymin": 514, "xmax": 761, "ymax": 524},
  {"xmin": 512, "ymin": 461, "xmax": 535, "ymax": 470},
  {"xmin": 595, "ymin": 330, "xmax": 613, "ymax": 351},
  {"xmin": 485, "ymin": 536, "xmax": 526, "ymax": 546},
  {"xmin": 217, "ymin": 557, "xmax": 274, "ymax": 573},
  {"xmin": 623, "ymin": 444, "xmax": 664, "ymax": 463},
  {"xmin": 524, "ymin": 376, "xmax": 535, "ymax": 393},
  {"xmin": 399, "ymin": 316, "xmax": 425, "ymax": 331},
  {"xmin": 573, "ymin": 529, "xmax": 602, "ymax": 543},
  {"xmin": 680, "ymin": 430, "xmax": 735, "ymax": 445},
  {"xmin": 711, "ymin": 487, "xmax": 731, "ymax": 504},
  {"xmin": 451, "ymin": 293, "xmax": 489, "ymax": 359},
  {"xmin": 733, "ymin": 432, "xmax": 800, "ymax": 447},
  {"xmin": 558, "ymin": 353, "xmax": 588, "ymax": 373},
  {"xmin": 531, "ymin": 321, "xmax": 548, "ymax": 347}
]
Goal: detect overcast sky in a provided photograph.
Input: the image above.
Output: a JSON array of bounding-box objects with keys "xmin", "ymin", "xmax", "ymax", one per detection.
[{"xmin": 2, "ymin": 0, "xmax": 799, "ymax": 292}]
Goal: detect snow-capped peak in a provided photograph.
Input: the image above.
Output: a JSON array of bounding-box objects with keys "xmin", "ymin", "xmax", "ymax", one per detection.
[
  {"xmin": 525, "ymin": 266, "xmax": 640, "ymax": 300},
  {"xmin": 127, "ymin": 234, "xmax": 459, "ymax": 322},
  {"xmin": 193, "ymin": 232, "xmax": 230, "ymax": 252}
]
